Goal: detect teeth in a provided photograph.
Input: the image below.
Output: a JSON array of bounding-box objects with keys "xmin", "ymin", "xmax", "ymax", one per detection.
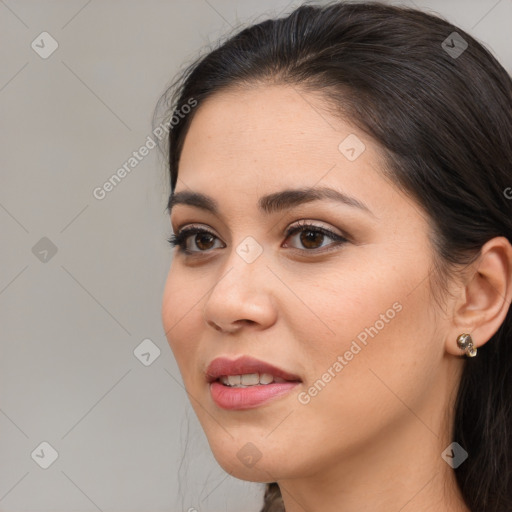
[
  {"xmin": 259, "ymin": 373, "xmax": 274, "ymax": 385},
  {"xmin": 241, "ymin": 373, "xmax": 259, "ymax": 385},
  {"xmin": 227, "ymin": 375, "xmax": 241, "ymax": 386},
  {"xmin": 219, "ymin": 373, "xmax": 278, "ymax": 387}
]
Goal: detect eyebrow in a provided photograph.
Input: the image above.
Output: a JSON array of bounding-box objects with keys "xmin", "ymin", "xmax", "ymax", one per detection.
[{"xmin": 167, "ymin": 186, "xmax": 374, "ymax": 217}]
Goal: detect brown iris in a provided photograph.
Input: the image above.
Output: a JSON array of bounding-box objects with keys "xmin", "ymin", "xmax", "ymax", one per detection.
[
  {"xmin": 195, "ymin": 233, "xmax": 215, "ymax": 250},
  {"xmin": 299, "ymin": 229, "xmax": 324, "ymax": 249}
]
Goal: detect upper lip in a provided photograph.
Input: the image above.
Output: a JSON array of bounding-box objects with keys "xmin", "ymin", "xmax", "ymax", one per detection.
[{"xmin": 206, "ymin": 355, "xmax": 302, "ymax": 383}]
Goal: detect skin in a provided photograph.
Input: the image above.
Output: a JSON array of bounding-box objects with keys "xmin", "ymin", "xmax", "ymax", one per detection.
[{"xmin": 161, "ymin": 84, "xmax": 512, "ymax": 512}]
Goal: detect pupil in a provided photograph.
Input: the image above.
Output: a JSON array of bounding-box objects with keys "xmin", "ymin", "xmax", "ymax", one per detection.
[
  {"xmin": 196, "ymin": 233, "xmax": 214, "ymax": 250},
  {"xmin": 301, "ymin": 230, "xmax": 323, "ymax": 249}
]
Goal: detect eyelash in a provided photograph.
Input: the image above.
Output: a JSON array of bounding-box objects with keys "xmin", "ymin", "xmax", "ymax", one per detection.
[{"xmin": 166, "ymin": 220, "xmax": 348, "ymax": 256}]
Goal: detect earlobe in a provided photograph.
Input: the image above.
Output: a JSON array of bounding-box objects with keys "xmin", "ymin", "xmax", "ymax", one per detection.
[{"xmin": 446, "ymin": 236, "xmax": 512, "ymax": 357}]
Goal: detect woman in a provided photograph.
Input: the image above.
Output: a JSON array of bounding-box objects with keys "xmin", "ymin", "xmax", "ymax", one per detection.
[{"xmin": 157, "ymin": 2, "xmax": 512, "ymax": 510}]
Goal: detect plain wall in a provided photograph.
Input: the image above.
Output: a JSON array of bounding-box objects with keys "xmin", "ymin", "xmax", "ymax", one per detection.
[{"xmin": 1, "ymin": 0, "xmax": 510, "ymax": 511}]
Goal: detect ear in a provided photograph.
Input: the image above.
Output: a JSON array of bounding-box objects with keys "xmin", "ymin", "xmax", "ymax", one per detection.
[{"xmin": 446, "ymin": 236, "xmax": 512, "ymax": 357}]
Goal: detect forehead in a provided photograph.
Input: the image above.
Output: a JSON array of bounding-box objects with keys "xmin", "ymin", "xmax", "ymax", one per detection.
[
  {"xmin": 174, "ymin": 84, "xmax": 422, "ymax": 231},
  {"xmin": 179, "ymin": 84, "xmax": 375, "ymax": 186}
]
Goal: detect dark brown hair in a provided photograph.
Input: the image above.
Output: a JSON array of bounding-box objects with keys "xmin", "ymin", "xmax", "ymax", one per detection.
[{"xmin": 155, "ymin": 2, "xmax": 512, "ymax": 510}]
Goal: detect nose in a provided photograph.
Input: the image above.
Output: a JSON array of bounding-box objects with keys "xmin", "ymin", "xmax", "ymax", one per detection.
[{"xmin": 202, "ymin": 249, "xmax": 278, "ymax": 334}]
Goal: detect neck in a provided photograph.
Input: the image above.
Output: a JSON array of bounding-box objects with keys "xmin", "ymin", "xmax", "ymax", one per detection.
[{"xmin": 278, "ymin": 429, "xmax": 469, "ymax": 512}]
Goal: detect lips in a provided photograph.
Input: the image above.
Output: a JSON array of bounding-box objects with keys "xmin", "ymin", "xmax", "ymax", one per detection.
[
  {"xmin": 205, "ymin": 355, "xmax": 301, "ymax": 384},
  {"xmin": 206, "ymin": 355, "xmax": 302, "ymax": 410}
]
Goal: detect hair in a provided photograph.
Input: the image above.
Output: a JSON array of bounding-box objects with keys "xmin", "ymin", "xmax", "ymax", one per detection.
[{"xmin": 154, "ymin": 1, "xmax": 512, "ymax": 510}]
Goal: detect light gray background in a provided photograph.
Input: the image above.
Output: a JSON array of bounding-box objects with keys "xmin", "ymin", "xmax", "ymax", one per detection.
[{"xmin": 0, "ymin": 1, "xmax": 510, "ymax": 511}]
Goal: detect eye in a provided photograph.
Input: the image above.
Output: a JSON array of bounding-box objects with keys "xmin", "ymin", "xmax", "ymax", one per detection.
[
  {"xmin": 282, "ymin": 220, "xmax": 348, "ymax": 252},
  {"xmin": 167, "ymin": 226, "xmax": 224, "ymax": 254},
  {"xmin": 167, "ymin": 220, "xmax": 348, "ymax": 256}
]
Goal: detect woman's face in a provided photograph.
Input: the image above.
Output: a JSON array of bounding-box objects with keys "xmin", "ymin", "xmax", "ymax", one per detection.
[{"xmin": 162, "ymin": 84, "xmax": 461, "ymax": 484}]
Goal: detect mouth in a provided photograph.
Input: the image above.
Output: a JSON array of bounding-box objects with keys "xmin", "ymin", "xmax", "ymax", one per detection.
[
  {"xmin": 216, "ymin": 372, "xmax": 292, "ymax": 387},
  {"xmin": 206, "ymin": 355, "xmax": 302, "ymax": 385},
  {"xmin": 206, "ymin": 355, "xmax": 302, "ymax": 410}
]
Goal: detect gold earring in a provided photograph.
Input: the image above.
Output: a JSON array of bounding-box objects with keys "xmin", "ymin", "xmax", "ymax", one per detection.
[{"xmin": 457, "ymin": 333, "xmax": 477, "ymax": 357}]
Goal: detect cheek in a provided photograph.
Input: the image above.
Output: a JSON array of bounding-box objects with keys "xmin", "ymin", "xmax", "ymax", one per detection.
[
  {"xmin": 284, "ymin": 256, "xmax": 410, "ymax": 362},
  {"xmin": 161, "ymin": 265, "xmax": 202, "ymax": 377},
  {"xmin": 289, "ymin": 251, "xmax": 437, "ymax": 428}
]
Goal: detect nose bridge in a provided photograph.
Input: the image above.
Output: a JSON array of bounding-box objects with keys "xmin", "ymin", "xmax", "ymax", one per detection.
[
  {"xmin": 209, "ymin": 233, "xmax": 267, "ymax": 298},
  {"xmin": 202, "ymin": 233, "xmax": 275, "ymax": 329}
]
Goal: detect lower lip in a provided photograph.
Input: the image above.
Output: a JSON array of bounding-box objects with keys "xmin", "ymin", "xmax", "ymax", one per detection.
[{"xmin": 210, "ymin": 380, "xmax": 300, "ymax": 410}]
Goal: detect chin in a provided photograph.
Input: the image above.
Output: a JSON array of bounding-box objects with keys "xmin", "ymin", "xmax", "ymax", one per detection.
[{"xmin": 207, "ymin": 440, "xmax": 289, "ymax": 483}]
